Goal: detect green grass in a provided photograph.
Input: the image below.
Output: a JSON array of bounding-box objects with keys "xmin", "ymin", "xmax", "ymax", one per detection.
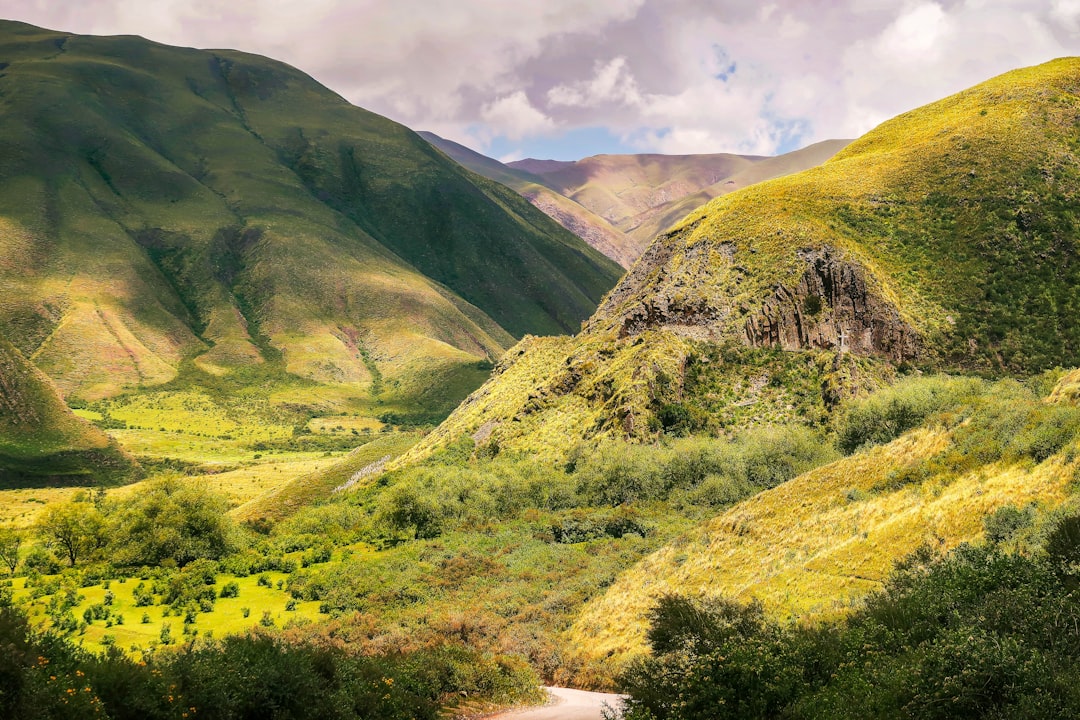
[{"xmin": 13, "ymin": 570, "xmax": 323, "ymax": 654}]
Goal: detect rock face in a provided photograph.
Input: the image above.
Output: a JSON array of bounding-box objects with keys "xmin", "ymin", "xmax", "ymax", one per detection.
[
  {"xmin": 602, "ymin": 240, "xmax": 919, "ymax": 363},
  {"xmin": 744, "ymin": 248, "xmax": 920, "ymax": 362}
]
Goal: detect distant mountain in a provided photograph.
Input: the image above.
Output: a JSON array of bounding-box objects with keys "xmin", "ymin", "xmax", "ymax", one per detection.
[
  {"xmin": 0, "ymin": 333, "xmax": 137, "ymax": 485},
  {"xmin": 0, "ymin": 21, "xmax": 621, "ymax": 417},
  {"xmin": 418, "ymin": 132, "xmax": 636, "ymax": 267},
  {"xmin": 422, "ymin": 133, "xmax": 848, "ymax": 268},
  {"xmin": 404, "ymin": 57, "xmax": 1080, "ymax": 461}
]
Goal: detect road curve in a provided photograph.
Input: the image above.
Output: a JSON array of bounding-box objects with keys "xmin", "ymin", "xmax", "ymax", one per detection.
[{"xmin": 488, "ymin": 687, "xmax": 625, "ymax": 720}]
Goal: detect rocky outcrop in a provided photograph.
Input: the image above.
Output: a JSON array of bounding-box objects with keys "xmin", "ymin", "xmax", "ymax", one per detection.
[
  {"xmin": 744, "ymin": 248, "xmax": 920, "ymax": 361},
  {"xmin": 598, "ymin": 239, "xmax": 919, "ymax": 362}
]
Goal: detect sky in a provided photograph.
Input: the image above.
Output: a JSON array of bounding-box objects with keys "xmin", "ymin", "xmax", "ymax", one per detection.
[{"xmin": 6, "ymin": 0, "xmax": 1080, "ymax": 160}]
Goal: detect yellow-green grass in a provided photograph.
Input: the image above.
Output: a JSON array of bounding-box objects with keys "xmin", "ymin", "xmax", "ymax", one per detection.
[
  {"xmin": 308, "ymin": 416, "xmax": 385, "ymax": 433},
  {"xmin": 13, "ymin": 571, "xmax": 323, "ymax": 654},
  {"xmin": 568, "ymin": 428, "xmax": 1077, "ymax": 666},
  {"xmin": 0, "ymin": 484, "xmax": 142, "ymax": 528},
  {"xmin": 0, "ymin": 454, "xmax": 349, "ymax": 528},
  {"xmin": 207, "ymin": 456, "xmax": 350, "ymax": 510},
  {"xmin": 102, "ymin": 391, "xmax": 292, "ymax": 441},
  {"xmin": 110, "ymin": 430, "xmax": 276, "ymax": 466}
]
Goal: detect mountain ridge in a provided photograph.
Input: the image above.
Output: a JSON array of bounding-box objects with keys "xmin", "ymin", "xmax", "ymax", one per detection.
[{"xmin": 420, "ymin": 132, "xmax": 849, "ymax": 268}]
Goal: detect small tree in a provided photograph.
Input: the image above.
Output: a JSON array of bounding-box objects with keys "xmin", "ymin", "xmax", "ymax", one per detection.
[
  {"xmin": 36, "ymin": 502, "xmax": 105, "ymax": 567},
  {"xmin": 0, "ymin": 528, "xmax": 22, "ymax": 574}
]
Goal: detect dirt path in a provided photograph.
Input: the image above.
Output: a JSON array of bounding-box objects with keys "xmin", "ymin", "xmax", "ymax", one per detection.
[{"xmin": 489, "ymin": 687, "xmax": 625, "ymax": 720}]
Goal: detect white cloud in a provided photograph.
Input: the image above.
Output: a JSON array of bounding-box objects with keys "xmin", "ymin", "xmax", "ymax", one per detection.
[
  {"xmin": 548, "ymin": 57, "xmax": 641, "ymax": 107},
  {"xmin": 1053, "ymin": 0, "xmax": 1080, "ymax": 28},
  {"xmin": 874, "ymin": 2, "xmax": 953, "ymax": 63},
  {"xmin": 481, "ymin": 91, "xmax": 554, "ymax": 140}
]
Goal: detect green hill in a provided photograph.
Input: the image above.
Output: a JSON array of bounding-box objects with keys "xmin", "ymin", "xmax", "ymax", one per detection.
[
  {"xmin": 0, "ymin": 20, "xmax": 621, "ymax": 415},
  {"xmin": 403, "ymin": 57, "xmax": 1080, "ymax": 463},
  {"xmin": 0, "ymin": 333, "xmax": 137, "ymax": 485}
]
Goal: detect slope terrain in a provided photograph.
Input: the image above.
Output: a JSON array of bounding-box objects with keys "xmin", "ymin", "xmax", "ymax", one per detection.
[
  {"xmin": 0, "ymin": 20, "xmax": 620, "ymax": 415},
  {"xmin": 405, "ymin": 57, "xmax": 1080, "ymax": 463},
  {"xmin": 0, "ymin": 332, "xmax": 137, "ymax": 485},
  {"xmin": 422, "ymin": 133, "xmax": 847, "ymax": 268},
  {"xmin": 571, "ymin": 386, "xmax": 1079, "ymax": 664}
]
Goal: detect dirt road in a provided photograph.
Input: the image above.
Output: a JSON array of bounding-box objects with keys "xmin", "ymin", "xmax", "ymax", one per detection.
[{"xmin": 489, "ymin": 687, "xmax": 625, "ymax": 720}]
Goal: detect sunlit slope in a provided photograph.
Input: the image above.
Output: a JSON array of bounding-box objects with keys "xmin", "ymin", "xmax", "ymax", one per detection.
[
  {"xmin": 405, "ymin": 58, "xmax": 1080, "ymax": 460},
  {"xmin": 0, "ymin": 20, "xmax": 620, "ymax": 407},
  {"xmin": 570, "ymin": 409, "xmax": 1078, "ymax": 665},
  {"xmin": 0, "ymin": 333, "xmax": 137, "ymax": 484}
]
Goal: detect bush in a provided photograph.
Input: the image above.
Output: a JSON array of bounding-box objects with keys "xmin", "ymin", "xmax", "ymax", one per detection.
[
  {"xmin": 835, "ymin": 376, "xmax": 983, "ymax": 453},
  {"xmin": 107, "ymin": 476, "xmax": 234, "ymax": 567},
  {"xmin": 984, "ymin": 504, "xmax": 1036, "ymax": 543}
]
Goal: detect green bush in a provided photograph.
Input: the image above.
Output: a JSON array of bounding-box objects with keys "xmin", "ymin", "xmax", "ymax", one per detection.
[
  {"xmin": 835, "ymin": 376, "xmax": 983, "ymax": 453},
  {"xmin": 984, "ymin": 504, "xmax": 1036, "ymax": 543},
  {"xmin": 106, "ymin": 477, "xmax": 234, "ymax": 567}
]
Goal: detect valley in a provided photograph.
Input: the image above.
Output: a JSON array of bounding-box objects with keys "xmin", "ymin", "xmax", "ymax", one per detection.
[{"xmin": 2, "ymin": 15, "xmax": 1080, "ymax": 720}]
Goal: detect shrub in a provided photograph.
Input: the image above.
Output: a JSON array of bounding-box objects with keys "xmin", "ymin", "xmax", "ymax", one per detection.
[
  {"xmin": 835, "ymin": 376, "xmax": 983, "ymax": 453},
  {"xmin": 984, "ymin": 504, "xmax": 1036, "ymax": 543}
]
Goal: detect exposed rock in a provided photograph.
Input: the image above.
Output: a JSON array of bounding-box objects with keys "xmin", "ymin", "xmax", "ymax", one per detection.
[{"xmin": 744, "ymin": 248, "xmax": 920, "ymax": 362}]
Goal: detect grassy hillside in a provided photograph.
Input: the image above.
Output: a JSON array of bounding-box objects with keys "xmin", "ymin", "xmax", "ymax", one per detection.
[
  {"xmin": 0, "ymin": 333, "xmax": 136, "ymax": 485},
  {"xmin": 0, "ymin": 20, "xmax": 620, "ymax": 415},
  {"xmin": 405, "ymin": 58, "xmax": 1080, "ymax": 463},
  {"xmin": 572, "ymin": 370, "xmax": 1080, "ymax": 668}
]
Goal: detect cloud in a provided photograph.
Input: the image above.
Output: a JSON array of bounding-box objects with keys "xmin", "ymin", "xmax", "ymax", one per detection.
[
  {"xmin": 481, "ymin": 91, "xmax": 554, "ymax": 140},
  {"xmin": 547, "ymin": 57, "xmax": 641, "ymax": 107},
  {"xmin": 4, "ymin": 0, "xmax": 1080, "ymax": 158}
]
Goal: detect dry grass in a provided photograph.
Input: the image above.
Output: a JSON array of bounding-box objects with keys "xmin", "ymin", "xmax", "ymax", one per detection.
[{"xmin": 568, "ymin": 427, "xmax": 1077, "ymax": 666}]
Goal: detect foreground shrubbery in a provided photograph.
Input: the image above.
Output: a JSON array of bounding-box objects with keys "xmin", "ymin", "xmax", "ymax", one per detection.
[
  {"xmin": 0, "ymin": 605, "xmax": 538, "ymax": 720},
  {"xmin": 619, "ymin": 515, "xmax": 1080, "ymax": 720}
]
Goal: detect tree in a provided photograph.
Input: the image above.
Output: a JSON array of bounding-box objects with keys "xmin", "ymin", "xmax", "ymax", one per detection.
[
  {"xmin": 35, "ymin": 502, "xmax": 105, "ymax": 566},
  {"xmin": 0, "ymin": 528, "xmax": 22, "ymax": 574},
  {"xmin": 107, "ymin": 477, "xmax": 233, "ymax": 567}
]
